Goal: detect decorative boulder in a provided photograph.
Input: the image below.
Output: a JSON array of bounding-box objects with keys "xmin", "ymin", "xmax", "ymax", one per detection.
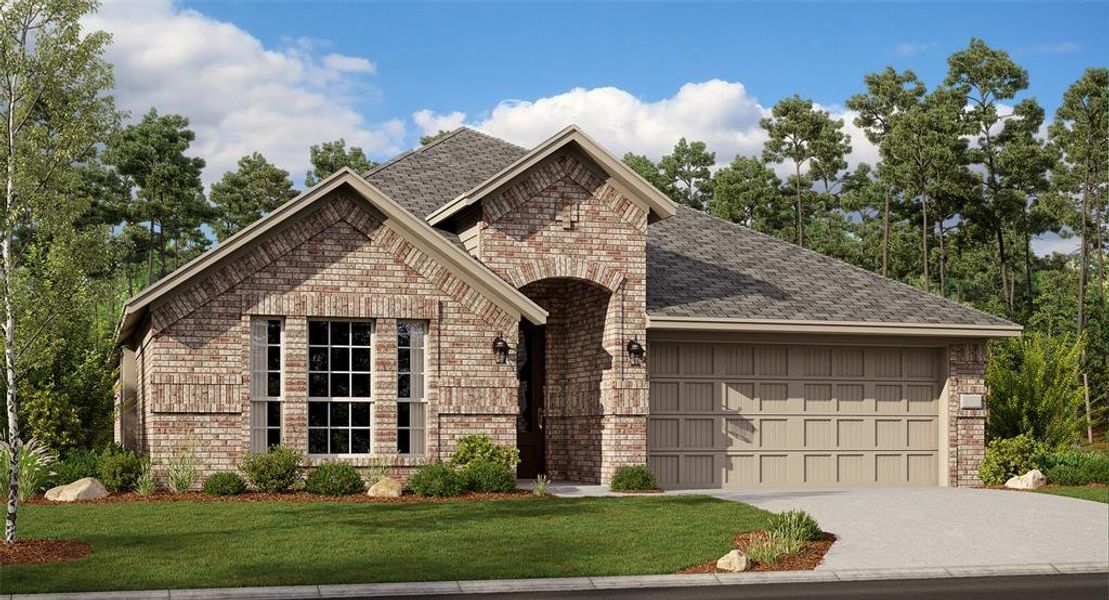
[
  {"xmin": 367, "ymin": 477, "xmax": 403, "ymax": 498},
  {"xmin": 716, "ymin": 549, "xmax": 750, "ymax": 572},
  {"xmin": 1005, "ymin": 469, "xmax": 1046, "ymax": 490},
  {"xmin": 44, "ymin": 477, "xmax": 109, "ymax": 502}
]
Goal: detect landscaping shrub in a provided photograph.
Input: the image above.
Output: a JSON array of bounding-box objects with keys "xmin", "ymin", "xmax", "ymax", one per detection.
[
  {"xmin": 986, "ymin": 334, "xmax": 1087, "ymax": 447},
  {"xmin": 745, "ymin": 531, "xmax": 801, "ymax": 564},
  {"xmin": 532, "ymin": 474, "xmax": 551, "ymax": 497},
  {"xmin": 768, "ymin": 510, "xmax": 822, "ymax": 542},
  {"xmin": 407, "ymin": 463, "xmax": 465, "ymax": 497},
  {"xmin": 365, "ymin": 453, "xmax": 397, "ymax": 486},
  {"xmin": 1040, "ymin": 449, "xmax": 1109, "ymax": 485},
  {"xmin": 203, "ymin": 472, "xmax": 247, "ymax": 496},
  {"xmin": 135, "ymin": 461, "xmax": 156, "ymax": 495},
  {"xmin": 450, "ymin": 434, "xmax": 520, "ymax": 470},
  {"xmin": 305, "ymin": 463, "xmax": 364, "ymax": 496},
  {"xmin": 97, "ymin": 445, "xmax": 145, "ymax": 492},
  {"xmin": 240, "ymin": 445, "xmax": 302, "ymax": 492},
  {"xmin": 461, "ymin": 460, "xmax": 516, "ymax": 493},
  {"xmin": 166, "ymin": 447, "xmax": 200, "ymax": 493},
  {"xmin": 0, "ymin": 436, "xmax": 57, "ymax": 501},
  {"xmin": 979, "ymin": 433, "xmax": 1046, "ymax": 485},
  {"xmin": 610, "ymin": 465, "xmax": 658, "ymax": 492},
  {"xmin": 48, "ymin": 448, "xmax": 100, "ymax": 487}
]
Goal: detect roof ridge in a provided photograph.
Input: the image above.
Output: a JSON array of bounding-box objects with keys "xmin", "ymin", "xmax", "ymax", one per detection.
[
  {"xmin": 667, "ymin": 205, "xmax": 1014, "ymax": 326},
  {"xmin": 364, "ymin": 127, "xmax": 526, "ymax": 179}
]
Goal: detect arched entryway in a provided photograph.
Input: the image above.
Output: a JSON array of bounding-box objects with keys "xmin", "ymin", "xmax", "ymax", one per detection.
[{"xmin": 516, "ymin": 277, "xmax": 613, "ymax": 481}]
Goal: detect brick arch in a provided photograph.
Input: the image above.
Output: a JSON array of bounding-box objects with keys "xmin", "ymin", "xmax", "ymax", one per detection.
[{"xmin": 505, "ymin": 257, "xmax": 626, "ymax": 293}]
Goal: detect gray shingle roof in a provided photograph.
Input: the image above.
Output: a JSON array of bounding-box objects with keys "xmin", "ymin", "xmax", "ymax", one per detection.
[
  {"xmin": 364, "ymin": 128, "xmax": 527, "ymax": 218},
  {"xmin": 647, "ymin": 206, "xmax": 1013, "ymax": 326},
  {"xmin": 365, "ymin": 128, "xmax": 1013, "ymax": 328}
]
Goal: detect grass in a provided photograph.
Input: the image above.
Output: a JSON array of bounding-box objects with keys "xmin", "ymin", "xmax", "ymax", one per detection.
[
  {"xmin": 2, "ymin": 496, "xmax": 770, "ymax": 594},
  {"xmin": 1031, "ymin": 485, "xmax": 1109, "ymax": 504}
]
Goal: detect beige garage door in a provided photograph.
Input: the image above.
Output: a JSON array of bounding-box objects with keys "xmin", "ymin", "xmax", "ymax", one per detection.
[{"xmin": 647, "ymin": 342, "xmax": 944, "ymax": 489}]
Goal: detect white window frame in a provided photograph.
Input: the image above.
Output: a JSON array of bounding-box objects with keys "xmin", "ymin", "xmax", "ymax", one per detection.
[
  {"xmin": 397, "ymin": 320, "xmax": 427, "ymax": 456},
  {"xmin": 307, "ymin": 319, "xmax": 374, "ymax": 456},
  {"xmin": 250, "ymin": 318, "xmax": 283, "ymax": 453}
]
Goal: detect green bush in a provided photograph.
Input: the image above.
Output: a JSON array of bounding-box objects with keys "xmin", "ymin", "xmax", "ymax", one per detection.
[
  {"xmin": 166, "ymin": 447, "xmax": 200, "ymax": 493},
  {"xmin": 461, "ymin": 460, "xmax": 516, "ymax": 493},
  {"xmin": 610, "ymin": 465, "xmax": 658, "ymax": 492},
  {"xmin": 305, "ymin": 463, "xmax": 364, "ymax": 496},
  {"xmin": 240, "ymin": 445, "xmax": 302, "ymax": 492},
  {"xmin": 202, "ymin": 472, "xmax": 247, "ymax": 496},
  {"xmin": 48, "ymin": 448, "xmax": 100, "ymax": 488},
  {"xmin": 407, "ymin": 463, "xmax": 465, "ymax": 497},
  {"xmin": 746, "ymin": 531, "xmax": 801, "ymax": 564},
  {"xmin": 449, "ymin": 434, "xmax": 520, "ymax": 470},
  {"xmin": 979, "ymin": 434, "xmax": 1046, "ymax": 485},
  {"xmin": 1040, "ymin": 449, "xmax": 1109, "ymax": 485},
  {"xmin": 768, "ymin": 510, "xmax": 822, "ymax": 542},
  {"xmin": 986, "ymin": 334, "xmax": 1088, "ymax": 447},
  {"xmin": 0, "ymin": 436, "xmax": 57, "ymax": 501},
  {"xmin": 135, "ymin": 461, "xmax": 156, "ymax": 495},
  {"xmin": 97, "ymin": 445, "xmax": 145, "ymax": 492}
]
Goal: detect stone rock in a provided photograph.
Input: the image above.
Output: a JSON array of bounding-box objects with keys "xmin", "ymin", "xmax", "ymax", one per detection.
[
  {"xmin": 1005, "ymin": 469, "xmax": 1046, "ymax": 490},
  {"xmin": 367, "ymin": 477, "xmax": 403, "ymax": 498},
  {"xmin": 716, "ymin": 549, "xmax": 750, "ymax": 572},
  {"xmin": 44, "ymin": 477, "xmax": 109, "ymax": 502}
]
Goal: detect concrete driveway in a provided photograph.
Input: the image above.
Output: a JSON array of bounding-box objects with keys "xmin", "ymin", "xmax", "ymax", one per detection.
[{"xmin": 676, "ymin": 487, "xmax": 1108, "ymax": 570}]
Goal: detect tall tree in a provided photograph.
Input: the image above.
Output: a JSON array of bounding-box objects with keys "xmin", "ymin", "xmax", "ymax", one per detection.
[
  {"xmin": 103, "ymin": 109, "xmax": 205, "ymax": 285},
  {"xmin": 847, "ymin": 68, "xmax": 926, "ymax": 275},
  {"xmin": 419, "ymin": 129, "xmax": 452, "ymax": 146},
  {"xmin": 622, "ymin": 152, "xmax": 677, "ymax": 199},
  {"xmin": 210, "ymin": 152, "xmax": 297, "ymax": 241},
  {"xmin": 1, "ymin": 0, "xmax": 116, "ymax": 543},
  {"xmin": 708, "ymin": 155, "xmax": 788, "ymax": 234},
  {"xmin": 761, "ymin": 95, "xmax": 851, "ymax": 247},
  {"xmin": 945, "ymin": 38, "xmax": 1030, "ymax": 316},
  {"xmin": 304, "ymin": 138, "xmax": 375, "ymax": 186},
  {"xmin": 659, "ymin": 138, "xmax": 715, "ymax": 209},
  {"xmin": 1049, "ymin": 67, "xmax": 1109, "ymax": 442}
]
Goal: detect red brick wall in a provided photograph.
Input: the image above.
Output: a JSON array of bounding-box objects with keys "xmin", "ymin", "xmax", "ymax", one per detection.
[
  {"xmin": 139, "ymin": 192, "xmax": 518, "ymax": 485},
  {"xmin": 947, "ymin": 342, "xmax": 988, "ymax": 487}
]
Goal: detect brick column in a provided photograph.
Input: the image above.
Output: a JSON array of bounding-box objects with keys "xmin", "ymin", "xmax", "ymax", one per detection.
[
  {"xmin": 947, "ymin": 343, "xmax": 988, "ymax": 487},
  {"xmin": 283, "ymin": 317, "xmax": 308, "ymax": 453},
  {"xmin": 374, "ymin": 318, "xmax": 398, "ymax": 456}
]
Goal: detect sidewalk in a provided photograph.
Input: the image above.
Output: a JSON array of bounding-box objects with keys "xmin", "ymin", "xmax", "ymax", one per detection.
[{"xmin": 10, "ymin": 562, "xmax": 1107, "ymax": 599}]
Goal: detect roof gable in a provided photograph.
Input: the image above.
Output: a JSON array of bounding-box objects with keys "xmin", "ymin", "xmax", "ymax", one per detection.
[
  {"xmin": 426, "ymin": 125, "xmax": 678, "ymax": 227},
  {"xmin": 117, "ymin": 168, "xmax": 547, "ymax": 344}
]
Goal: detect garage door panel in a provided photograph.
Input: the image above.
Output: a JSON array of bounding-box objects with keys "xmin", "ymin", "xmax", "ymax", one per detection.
[{"xmin": 648, "ymin": 341, "xmax": 943, "ymax": 489}]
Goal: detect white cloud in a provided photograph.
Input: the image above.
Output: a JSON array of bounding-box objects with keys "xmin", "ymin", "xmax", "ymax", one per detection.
[
  {"xmin": 412, "ymin": 109, "xmax": 467, "ymax": 136},
  {"xmin": 1022, "ymin": 42, "xmax": 1080, "ymax": 55},
  {"xmin": 85, "ymin": 0, "xmax": 405, "ymax": 187},
  {"xmin": 895, "ymin": 41, "xmax": 937, "ymax": 57},
  {"xmin": 1032, "ymin": 232, "xmax": 1080, "ymax": 257},
  {"xmin": 415, "ymin": 80, "xmax": 880, "ymax": 179}
]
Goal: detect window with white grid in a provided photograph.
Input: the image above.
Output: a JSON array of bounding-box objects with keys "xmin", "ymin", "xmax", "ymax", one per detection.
[
  {"xmin": 307, "ymin": 320, "xmax": 373, "ymax": 455},
  {"xmin": 250, "ymin": 318, "xmax": 282, "ymax": 452},
  {"xmin": 397, "ymin": 320, "xmax": 427, "ymax": 455}
]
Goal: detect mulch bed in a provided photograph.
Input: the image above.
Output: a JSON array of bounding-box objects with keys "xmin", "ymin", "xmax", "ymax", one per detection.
[
  {"xmin": 679, "ymin": 530, "xmax": 836, "ymax": 573},
  {"xmin": 26, "ymin": 490, "xmax": 541, "ymax": 505},
  {"xmin": 0, "ymin": 538, "xmax": 92, "ymax": 565}
]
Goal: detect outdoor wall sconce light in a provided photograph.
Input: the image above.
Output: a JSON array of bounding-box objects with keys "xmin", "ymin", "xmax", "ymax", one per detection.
[
  {"xmin": 492, "ymin": 336, "xmax": 510, "ymax": 364},
  {"xmin": 626, "ymin": 339, "xmax": 646, "ymax": 366}
]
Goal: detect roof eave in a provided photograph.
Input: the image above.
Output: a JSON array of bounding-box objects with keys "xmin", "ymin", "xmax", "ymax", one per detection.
[{"xmin": 646, "ymin": 315, "xmax": 1023, "ymax": 338}]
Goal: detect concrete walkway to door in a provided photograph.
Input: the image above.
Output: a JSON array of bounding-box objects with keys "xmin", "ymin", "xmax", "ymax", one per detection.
[{"xmin": 541, "ymin": 483, "xmax": 1109, "ymax": 570}]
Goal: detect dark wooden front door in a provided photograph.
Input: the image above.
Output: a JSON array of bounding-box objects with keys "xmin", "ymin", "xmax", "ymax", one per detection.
[{"xmin": 516, "ymin": 321, "xmax": 546, "ymax": 478}]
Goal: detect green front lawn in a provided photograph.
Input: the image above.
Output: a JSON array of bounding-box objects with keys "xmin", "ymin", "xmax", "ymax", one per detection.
[
  {"xmin": 3, "ymin": 496, "xmax": 770, "ymax": 594},
  {"xmin": 1032, "ymin": 485, "xmax": 1109, "ymax": 504}
]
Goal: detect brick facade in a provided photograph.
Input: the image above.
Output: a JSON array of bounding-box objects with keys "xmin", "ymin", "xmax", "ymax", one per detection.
[{"xmin": 947, "ymin": 342, "xmax": 988, "ymax": 487}]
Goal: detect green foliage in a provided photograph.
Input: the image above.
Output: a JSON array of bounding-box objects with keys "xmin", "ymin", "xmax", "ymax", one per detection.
[
  {"xmin": 165, "ymin": 447, "xmax": 200, "ymax": 493},
  {"xmin": 304, "ymin": 138, "xmax": 375, "ymax": 186},
  {"xmin": 987, "ymin": 334, "xmax": 1088, "ymax": 447},
  {"xmin": 420, "ymin": 130, "xmax": 453, "ymax": 146},
  {"xmin": 48, "ymin": 448, "xmax": 100, "ymax": 488},
  {"xmin": 97, "ymin": 446, "xmax": 145, "ymax": 492},
  {"xmin": 135, "ymin": 462, "xmax": 156, "ymax": 496},
  {"xmin": 609, "ymin": 465, "xmax": 658, "ymax": 492},
  {"xmin": 210, "ymin": 152, "xmax": 298, "ymax": 241},
  {"xmin": 305, "ymin": 463, "xmax": 364, "ymax": 496},
  {"xmin": 460, "ymin": 460, "xmax": 516, "ymax": 493},
  {"xmin": 202, "ymin": 472, "xmax": 247, "ymax": 496},
  {"xmin": 979, "ymin": 434, "xmax": 1046, "ymax": 485},
  {"xmin": 364, "ymin": 454, "xmax": 397, "ymax": 486},
  {"xmin": 407, "ymin": 463, "xmax": 465, "ymax": 497},
  {"xmin": 0, "ymin": 437, "xmax": 57, "ymax": 501},
  {"xmin": 623, "ymin": 152, "xmax": 677, "ymax": 200},
  {"xmin": 709, "ymin": 156, "xmax": 789, "ymax": 235},
  {"xmin": 532, "ymin": 474, "xmax": 551, "ymax": 497},
  {"xmin": 746, "ymin": 531, "xmax": 802, "ymax": 564},
  {"xmin": 767, "ymin": 510, "xmax": 822, "ymax": 542},
  {"xmin": 240, "ymin": 445, "xmax": 302, "ymax": 493},
  {"xmin": 449, "ymin": 434, "xmax": 520, "ymax": 470},
  {"xmin": 659, "ymin": 138, "xmax": 715, "ymax": 208},
  {"xmin": 1039, "ymin": 449, "xmax": 1109, "ymax": 485}
]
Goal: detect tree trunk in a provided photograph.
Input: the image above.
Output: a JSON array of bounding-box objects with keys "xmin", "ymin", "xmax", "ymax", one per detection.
[
  {"xmin": 921, "ymin": 192, "xmax": 929, "ymax": 294},
  {"xmin": 795, "ymin": 162, "xmax": 804, "ymax": 248},
  {"xmin": 4, "ymin": 92, "xmax": 20, "ymax": 545},
  {"xmin": 1024, "ymin": 209, "xmax": 1034, "ymax": 317},
  {"xmin": 1077, "ymin": 186, "xmax": 1088, "ymax": 336},
  {"xmin": 938, "ymin": 220, "xmax": 946, "ymax": 298},
  {"xmin": 996, "ymin": 225, "xmax": 1013, "ymax": 317},
  {"xmin": 145, "ymin": 219, "xmax": 154, "ymax": 287},
  {"xmin": 882, "ymin": 187, "xmax": 891, "ymax": 277}
]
